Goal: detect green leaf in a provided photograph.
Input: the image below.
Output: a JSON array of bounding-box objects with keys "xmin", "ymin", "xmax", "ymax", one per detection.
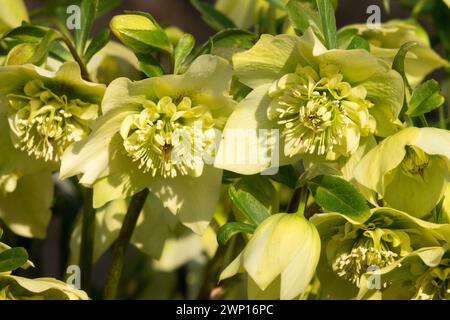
[
  {"xmin": 228, "ymin": 185, "xmax": 271, "ymax": 226},
  {"xmin": 136, "ymin": 53, "xmax": 164, "ymax": 78},
  {"xmin": 407, "ymin": 79, "xmax": 445, "ymax": 117},
  {"xmin": 83, "ymin": 29, "xmax": 110, "ymax": 64},
  {"xmin": 3, "ymin": 23, "xmax": 47, "ymax": 43},
  {"xmin": 0, "ymin": 247, "xmax": 28, "ymax": 273},
  {"xmin": 49, "ymin": 41, "xmax": 72, "ymax": 62},
  {"xmin": 392, "ymin": 41, "xmax": 418, "ymax": 90},
  {"xmin": 316, "ymin": 0, "xmax": 337, "ymax": 49},
  {"xmin": 347, "ymin": 35, "xmax": 370, "ymax": 51},
  {"xmin": 269, "ymin": 165, "xmax": 299, "ymax": 189},
  {"xmin": 190, "ymin": 0, "xmax": 236, "ymax": 31},
  {"xmin": 75, "ymin": 0, "xmax": 99, "ymax": 54},
  {"xmin": 217, "ymin": 222, "xmax": 256, "ymax": 245},
  {"xmin": 307, "ymin": 175, "xmax": 370, "ymax": 223},
  {"xmin": 29, "ymin": 29, "xmax": 61, "ymax": 65},
  {"xmin": 173, "ymin": 33, "xmax": 195, "ymax": 74},
  {"xmin": 189, "ymin": 29, "xmax": 256, "ymax": 63},
  {"xmin": 286, "ymin": 0, "xmax": 323, "ymax": 41}
]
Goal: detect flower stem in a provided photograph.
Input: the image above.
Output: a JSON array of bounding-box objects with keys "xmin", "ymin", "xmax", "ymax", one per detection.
[
  {"xmin": 79, "ymin": 187, "xmax": 96, "ymax": 292},
  {"xmin": 418, "ymin": 114, "xmax": 429, "ymax": 127},
  {"xmin": 287, "ymin": 185, "xmax": 309, "ymax": 217},
  {"xmin": 438, "ymin": 106, "xmax": 446, "ymax": 129},
  {"xmin": 58, "ymin": 32, "xmax": 92, "ymax": 82},
  {"xmin": 287, "ymin": 187, "xmax": 302, "ymax": 213},
  {"xmin": 296, "ymin": 187, "xmax": 309, "ymax": 217},
  {"xmin": 103, "ymin": 188, "xmax": 149, "ymax": 300}
]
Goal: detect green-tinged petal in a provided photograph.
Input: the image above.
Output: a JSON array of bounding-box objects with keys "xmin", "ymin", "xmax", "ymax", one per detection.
[
  {"xmin": 215, "ymin": 84, "xmax": 295, "ymax": 174},
  {"xmin": 148, "ymin": 165, "xmax": 222, "ymax": 234},
  {"xmin": 220, "ymin": 252, "xmax": 245, "ymax": 281},
  {"xmin": 317, "ymin": 49, "xmax": 387, "ymax": 83},
  {"xmin": 360, "ymin": 70, "xmax": 404, "ymax": 137},
  {"xmin": 243, "ymin": 214, "xmax": 320, "ymax": 296},
  {"xmin": 280, "ymin": 223, "xmax": 320, "ymax": 300},
  {"xmin": 414, "ymin": 127, "xmax": 450, "ymax": 161},
  {"xmin": 233, "ymin": 29, "xmax": 326, "ymax": 89},
  {"xmin": 357, "ymin": 246, "xmax": 447, "ymax": 300},
  {"xmin": 0, "ymin": 172, "xmax": 53, "ymax": 239},
  {"xmin": 0, "ymin": 0, "xmax": 28, "ymax": 36},
  {"xmin": 0, "ymin": 275, "xmax": 89, "ymax": 300},
  {"xmin": 70, "ymin": 194, "xmax": 176, "ymax": 264},
  {"xmin": 153, "ymin": 230, "xmax": 206, "ymax": 272},
  {"xmin": 0, "ymin": 62, "xmax": 105, "ymax": 103},
  {"xmin": 354, "ymin": 127, "xmax": 420, "ymax": 192},
  {"xmin": 342, "ymin": 20, "xmax": 450, "ymax": 86},
  {"xmin": 0, "ymin": 103, "xmax": 56, "ymax": 174},
  {"xmin": 87, "ymin": 41, "xmax": 141, "ymax": 85},
  {"xmin": 104, "ymin": 55, "xmax": 234, "ymax": 115},
  {"xmin": 60, "ymin": 107, "xmax": 139, "ymax": 185},
  {"xmin": 92, "ymin": 142, "xmax": 151, "ymax": 208},
  {"xmin": 383, "ymin": 157, "xmax": 448, "ymax": 218}
]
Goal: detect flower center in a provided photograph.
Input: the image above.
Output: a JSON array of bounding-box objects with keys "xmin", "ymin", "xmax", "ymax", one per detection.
[
  {"xmin": 7, "ymin": 80, "xmax": 99, "ymax": 162},
  {"xmin": 332, "ymin": 230, "xmax": 398, "ymax": 287},
  {"xmin": 120, "ymin": 96, "xmax": 217, "ymax": 178},
  {"xmin": 400, "ymin": 145, "xmax": 430, "ymax": 177},
  {"xmin": 267, "ymin": 64, "xmax": 374, "ymax": 160}
]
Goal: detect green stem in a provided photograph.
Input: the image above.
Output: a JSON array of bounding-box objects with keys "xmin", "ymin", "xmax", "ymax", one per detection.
[
  {"xmin": 103, "ymin": 188, "xmax": 149, "ymax": 300},
  {"xmin": 287, "ymin": 187, "xmax": 302, "ymax": 213},
  {"xmin": 418, "ymin": 114, "xmax": 429, "ymax": 127},
  {"xmin": 438, "ymin": 106, "xmax": 446, "ymax": 129},
  {"xmin": 296, "ymin": 188, "xmax": 309, "ymax": 217},
  {"xmin": 79, "ymin": 187, "xmax": 96, "ymax": 292},
  {"xmin": 58, "ymin": 32, "xmax": 91, "ymax": 82}
]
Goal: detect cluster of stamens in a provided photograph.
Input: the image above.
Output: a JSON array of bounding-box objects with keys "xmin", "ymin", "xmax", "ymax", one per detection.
[
  {"xmin": 267, "ymin": 64, "xmax": 374, "ymax": 160},
  {"xmin": 120, "ymin": 96, "xmax": 218, "ymax": 178},
  {"xmin": 400, "ymin": 145, "xmax": 430, "ymax": 177},
  {"xmin": 7, "ymin": 79, "xmax": 99, "ymax": 162},
  {"xmin": 332, "ymin": 231, "xmax": 399, "ymax": 287}
]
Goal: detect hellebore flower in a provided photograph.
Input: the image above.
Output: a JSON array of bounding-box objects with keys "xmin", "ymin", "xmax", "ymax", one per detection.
[
  {"xmin": 355, "ymin": 127, "xmax": 450, "ymax": 219},
  {"xmin": 220, "ymin": 213, "xmax": 321, "ymax": 300},
  {"xmin": 60, "ymin": 55, "xmax": 235, "ymax": 234},
  {"xmin": 215, "ymin": 28, "xmax": 404, "ymax": 174},
  {"xmin": 0, "ymin": 62, "xmax": 105, "ymax": 238},
  {"xmin": 357, "ymin": 245, "xmax": 450, "ymax": 300},
  {"xmin": 340, "ymin": 20, "xmax": 450, "ymax": 87},
  {"xmin": 311, "ymin": 207, "xmax": 450, "ymax": 299}
]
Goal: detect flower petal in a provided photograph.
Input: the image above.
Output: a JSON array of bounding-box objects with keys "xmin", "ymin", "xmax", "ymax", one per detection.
[
  {"xmin": 148, "ymin": 165, "xmax": 223, "ymax": 234},
  {"xmin": 234, "ymin": 29, "xmax": 326, "ymax": 89},
  {"xmin": 0, "ymin": 172, "xmax": 53, "ymax": 239}
]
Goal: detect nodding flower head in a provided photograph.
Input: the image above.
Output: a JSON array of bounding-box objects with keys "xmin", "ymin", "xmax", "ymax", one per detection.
[
  {"xmin": 120, "ymin": 96, "xmax": 218, "ymax": 178},
  {"xmin": 7, "ymin": 79, "xmax": 99, "ymax": 162},
  {"xmin": 332, "ymin": 226, "xmax": 401, "ymax": 287},
  {"xmin": 267, "ymin": 65, "xmax": 375, "ymax": 160}
]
